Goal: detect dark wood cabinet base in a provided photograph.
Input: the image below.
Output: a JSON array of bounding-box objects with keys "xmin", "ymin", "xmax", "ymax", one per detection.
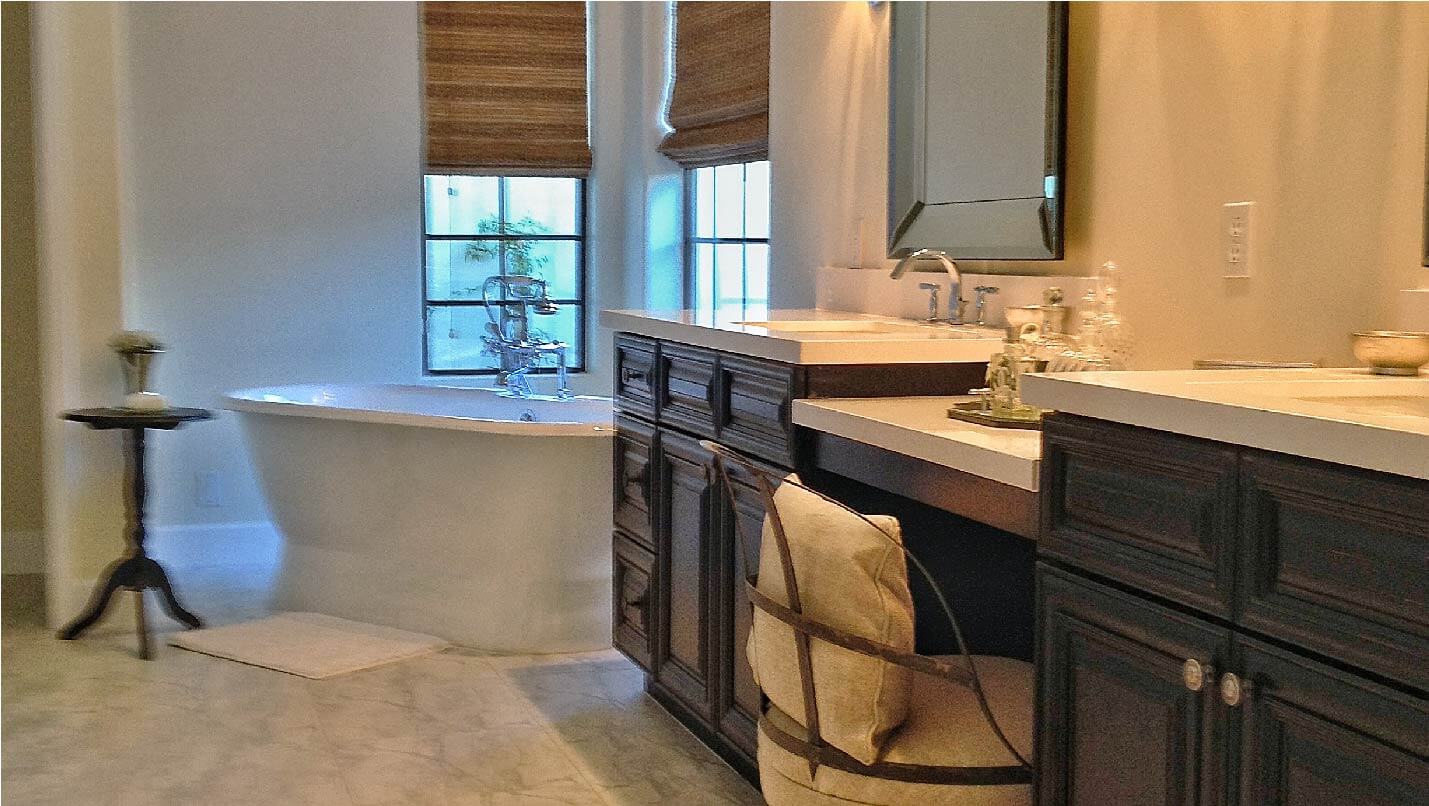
[
  {"xmin": 611, "ymin": 333, "xmax": 993, "ymax": 783},
  {"xmin": 647, "ymin": 679, "xmax": 761, "ymax": 785}
]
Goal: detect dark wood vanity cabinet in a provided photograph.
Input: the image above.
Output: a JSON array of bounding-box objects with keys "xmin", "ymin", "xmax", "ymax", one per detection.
[
  {"xmin": 610, "ymin": 332, "xmax": 986, "ymax": 778},
  {"xmin": 611, "ymin": 334, "xmax": 800, "ymax": 776},
  {"xmin": 1038, "ymin": 414, "xmax": 1429, "ymax": 806}
]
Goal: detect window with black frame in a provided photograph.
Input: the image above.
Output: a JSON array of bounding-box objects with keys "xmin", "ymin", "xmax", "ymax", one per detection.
[
  {"xmin": 420, "ymin": 2, "xmax": 590, "ymax": 376},
  {"xmin": 422, "ymin": 175, "xmax": 585, "ymax": 374},
  {"xmin": 686, "ymin": 160, "xmax": 771, "ymax": 319}
]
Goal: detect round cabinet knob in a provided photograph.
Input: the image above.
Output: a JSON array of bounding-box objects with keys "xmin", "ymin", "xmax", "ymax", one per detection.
[
  {"xmin": 1220, "ymin": 672, "xmax": 1250, "ymax": 707},
  {"xmin": 1182, "ymin": 659, "xmax": 1213, "ymax": 692}
]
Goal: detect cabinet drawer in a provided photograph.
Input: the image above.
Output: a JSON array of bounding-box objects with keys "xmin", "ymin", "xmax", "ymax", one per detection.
[
  {"xmin": 1237, "ymin": 452, "xmax": 1429, "ymax": 691},
  {"xmin": 658, "ymin": 342, "xmax": 717, "ymax": 437},
  {"xmin": 614, "ymin": 335, "xmax": 657, "ymax": 419},
  {"xmin": 1042, "ymin": 414, "xmax": 1240, "ymax": 618},
  {"xmin": 613, "ymin": 532, "xmax": 655, "ymax": 672},
  {"xmin": 717, "ymin": 354, "xmax": 796, "ymax": 466},
  {"xmin": 613, "ymin": 416, "xmax": 655, "ymax": 547}
]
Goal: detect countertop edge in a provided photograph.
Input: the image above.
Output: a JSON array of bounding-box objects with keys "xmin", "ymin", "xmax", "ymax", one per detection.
[
  {"xmin": 1021, "ymin": 373, "xmax": 1429, "ymax": 482},
  {"xmin": 792, "ymin": 399, "xmax": 1041, "ymax": 492}
]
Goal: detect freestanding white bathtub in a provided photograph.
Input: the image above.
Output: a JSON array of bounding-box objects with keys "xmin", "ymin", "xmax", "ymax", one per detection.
[{"xmin": 224, "ymin": 384, "xmax": 614, "ymax": 653}]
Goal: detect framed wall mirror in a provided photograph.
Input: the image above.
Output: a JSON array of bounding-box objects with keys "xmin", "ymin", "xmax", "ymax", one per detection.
[{"xmin": 888, "ymin": 2, "xmax": 1069, "ymax": 260}]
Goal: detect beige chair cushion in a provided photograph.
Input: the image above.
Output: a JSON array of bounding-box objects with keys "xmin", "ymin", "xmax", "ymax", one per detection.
[
  {"xmin": 747, "ymin": 477, "xmax": 915, "ymax": 765},
  {"xmin": 757, "ymin": 655, "xmax": 1034, "ymax": 806}
]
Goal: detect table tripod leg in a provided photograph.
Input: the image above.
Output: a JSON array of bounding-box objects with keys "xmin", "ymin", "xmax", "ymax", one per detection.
[
  {"xmin": 150, "ymin": 562, "xmax": 203, "ymax": 630},
  {"xmin": 134, "ymin": 590, "xmax": 151, "ymax": 660},
  {"xmin": 57, "ymin": 560, "xmax": 128, "ymax": 640}
]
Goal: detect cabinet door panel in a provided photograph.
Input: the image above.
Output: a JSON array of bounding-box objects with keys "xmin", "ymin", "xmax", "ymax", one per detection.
[
  {"xmin": 1038, "ymin": 565, "xmax": 1232, "ymax": 806},
  {"xmin": 1236, "ymin": 637, "xmax": 1429, "ymax": 806},
  {"xmin": 613, "ymin": 415, "xmax": 655, "ymax": 547},
  {"xmin": 613, "ymin": 532, "xmax": 655, "ymax": 672},
  {"xmin": 714, "ymin": 464, "xmax": 770, "ymax": 757},
  {"xmin": 653, "ymin": 432, "xmax": 714, "ymax": 718}
]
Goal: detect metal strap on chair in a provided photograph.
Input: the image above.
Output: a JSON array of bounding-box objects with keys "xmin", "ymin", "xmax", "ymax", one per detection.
[{"xmin": 701, "ymin": 440, "xmax": 1033, "ymax": 787}]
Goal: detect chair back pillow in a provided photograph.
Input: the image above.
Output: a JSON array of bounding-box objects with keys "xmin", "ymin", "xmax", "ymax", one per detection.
[{"xmin": 747, "ymin": 476, "xmax": 915, "ymax": 765}]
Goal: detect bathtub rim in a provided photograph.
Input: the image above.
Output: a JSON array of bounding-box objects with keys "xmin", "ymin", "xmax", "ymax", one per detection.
[{"xmin": 222, "ymin": 384, "xmax": 615, "ymax": 438}]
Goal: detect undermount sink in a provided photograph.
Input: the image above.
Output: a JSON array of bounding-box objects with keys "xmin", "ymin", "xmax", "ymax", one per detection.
[
  {"xmin": 1294, "ymin": 395, "xmax": 1429, "ymax": 419},
  {"xmin": 735, "ymin": 319, "xmax": 996, "ymax": 337},
  {"xmin": 735, "ymin": 319, "xmax": 927, "ymax": 332}
]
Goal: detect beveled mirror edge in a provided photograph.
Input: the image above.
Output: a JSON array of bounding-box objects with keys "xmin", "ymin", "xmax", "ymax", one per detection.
[{"xmin": 886, "ymin": 2, "xmax": 1070, "ymax": 263}]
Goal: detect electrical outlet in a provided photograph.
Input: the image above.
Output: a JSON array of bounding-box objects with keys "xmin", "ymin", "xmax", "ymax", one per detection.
[
  {"xmin": 196, "ymin": 471, "xmax": 224, "ymax": 508},
  {"xmin": 1222, "ymin": 202, "xmax": 1254, "ymax": 278}
]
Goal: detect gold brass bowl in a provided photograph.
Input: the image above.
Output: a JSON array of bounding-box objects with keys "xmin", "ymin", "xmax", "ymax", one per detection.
[{"xmin": 1351, "ymin": 331, "xmax": 1429, "ymax": 376}]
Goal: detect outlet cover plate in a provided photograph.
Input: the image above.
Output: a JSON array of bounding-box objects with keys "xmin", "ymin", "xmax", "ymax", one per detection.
[{"xmin": 1222, "ymin": 201, "xmax": 1254, "ymax": 278}]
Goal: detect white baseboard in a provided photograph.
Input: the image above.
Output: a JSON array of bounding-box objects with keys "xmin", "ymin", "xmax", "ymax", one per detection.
[
  {"xmin": 148, "ymin": 520, "xmax": 281, "ymax": 570},
  {"xmin": 2, "ymin": 528, "xmax": 46, "ymax": 574}
]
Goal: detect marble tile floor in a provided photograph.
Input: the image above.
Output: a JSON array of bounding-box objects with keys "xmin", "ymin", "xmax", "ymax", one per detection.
[{"xmin": 1, "ymin": 570, "xmax": 762, "ymax": 806}]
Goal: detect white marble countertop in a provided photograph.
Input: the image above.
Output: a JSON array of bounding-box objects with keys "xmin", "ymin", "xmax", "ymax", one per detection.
[
  {"xmin": 599, "ymin": 308, "xmax": 1003, "ymax": 365},
  {"xmin": 792, "ymin": 397, "xmax": 1042, "ymax": 491},
  {"xmin": 1021, "ymin": 368, "xmax": 1429, "ymax": 481}
]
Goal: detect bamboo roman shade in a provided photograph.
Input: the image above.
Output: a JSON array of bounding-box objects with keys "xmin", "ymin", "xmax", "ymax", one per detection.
[
  {"xmin": 659, "ymin": 2, "xmax": 770, "ymax": 168},
  {"xmin": 422, "ymin": 1, "xmax": 591, "ymax": 176}
]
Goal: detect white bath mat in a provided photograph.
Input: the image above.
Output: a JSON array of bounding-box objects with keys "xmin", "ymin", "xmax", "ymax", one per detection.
[{"xmin": 169, "ymin": 612, "xmax": 448, "ymax": 679}]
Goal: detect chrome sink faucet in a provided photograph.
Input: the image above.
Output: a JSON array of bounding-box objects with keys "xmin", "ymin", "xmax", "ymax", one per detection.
[{"xmin": 891, "ymin": 249, "xmax": 965, "ymax": 324}]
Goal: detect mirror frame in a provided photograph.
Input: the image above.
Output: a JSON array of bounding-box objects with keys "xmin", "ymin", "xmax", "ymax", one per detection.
[{"xmin": 887, "ymin": 2, "xmax": 1069, "ymax": 261}]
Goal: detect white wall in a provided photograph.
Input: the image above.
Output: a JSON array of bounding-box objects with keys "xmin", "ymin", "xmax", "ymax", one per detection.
[
  {"xmin": 119, "ymin": 2, "xmax": 425, "ymax": 529},
  {"xmin": 3, "ymin": 1, "xmax": 48, "ymax": 575},
  {"xmin": 771, "ymin": 1, "xmax": 1429, "ymax": 368},
  {"xmin": 34, "ymin": 2, "xmax": 653, "ymax": 536},
  {"xmin": 32, "ymin": 2, "xmax": 130, "ymax": 624},
  {"xmin": 28, "ymin": 3, "xmax": 656, "ymax": 616}
]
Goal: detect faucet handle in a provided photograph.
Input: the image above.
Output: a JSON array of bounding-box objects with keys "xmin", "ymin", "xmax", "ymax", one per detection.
[
  {"xmin": 975, "ymin": 285, "xmax": 1000, "ymax": 297},
  {"xmin": 917, "ymin": 283, "xmax": 940, "ymax": 322}
]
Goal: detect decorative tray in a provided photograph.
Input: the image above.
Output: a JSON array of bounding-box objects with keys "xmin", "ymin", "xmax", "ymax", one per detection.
[{"xmin": 946, "ymin": 401, "xmax": 1044, "ymax": 430}]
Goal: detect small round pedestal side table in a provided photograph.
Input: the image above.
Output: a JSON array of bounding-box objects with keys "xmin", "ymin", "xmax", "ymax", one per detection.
[{"xmin": 57, "ymin": 407, "xmax": 214, "ymax": 659}]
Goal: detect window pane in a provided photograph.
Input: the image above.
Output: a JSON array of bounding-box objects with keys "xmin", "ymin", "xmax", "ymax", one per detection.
[
  {"xmin": 695, "ymin": 243, "xmax": 715, "ymax": 315},
  {"xmin": 425, "ymin": 239, "xmax": 500, "ymax": 301},
  {"xmin": 716, "ymin": 242, "xmax": 744, "ymax": 313},
  {"xmin": 426, "ymin": 306, "xmax": 500, "ymax": 371},
  {"xmin": 511, "ymin": 240, "xmax": 580, "ymax": 300},
  {"xmin": 426, "ymin": 304, "xmax": 584, "ymax": 373},
  {"xmin": 425, "ymin": 175, "xmax": 499, "ymax": 235},
  {"xmin": 505, "ymin": 177, "xmax": 579, "ymax": 235},
  {"xmin": 744, "ymin": 160, "xmax": 771, "ymax": 240},
  {"xmin": 524, "ymin": 303, "xmax": 583, "ymax": 362},
  {"xmin": 714, "ymin": 163, "xmax": 744, "ymax": 239},
  {"xmin": 745, "ymin": 243, "xmax": 770, "ymax": 312},
  {"xmin": 694, "ymin": 166, "xmax": 715, "ymax": 239}
]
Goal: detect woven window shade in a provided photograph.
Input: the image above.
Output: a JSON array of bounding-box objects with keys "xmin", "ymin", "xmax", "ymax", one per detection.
[
  {"xmin": 660, "ymin": 2, "xmax": 770, "ymax": 168},
  {"xmin": 422, "ymin": 1, "xmax": 590, "ymax": 176}
]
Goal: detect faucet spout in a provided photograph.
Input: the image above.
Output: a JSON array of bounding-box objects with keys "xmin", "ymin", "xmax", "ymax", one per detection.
[{"xmin": 889, "ymin": 249, "xmax": 964, "ymax": 324}]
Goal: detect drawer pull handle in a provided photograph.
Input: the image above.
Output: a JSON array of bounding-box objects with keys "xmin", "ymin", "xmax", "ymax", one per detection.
[
  {"xmin": 1182, "ymin": 658, "xmax": 1214, "ymax": 692},
  {"xmin": 1219, "ymin": 672, "xmax": 1250, "ymax": 707},
  {"xmin": 622, "ymin": 367, "xmax": 648, "ymax": 386}
]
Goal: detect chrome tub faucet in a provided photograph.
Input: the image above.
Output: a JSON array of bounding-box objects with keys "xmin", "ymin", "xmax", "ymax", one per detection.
[{"xmin": 480, "ymin": 274, "xmax": 574, "ymax": 399}]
